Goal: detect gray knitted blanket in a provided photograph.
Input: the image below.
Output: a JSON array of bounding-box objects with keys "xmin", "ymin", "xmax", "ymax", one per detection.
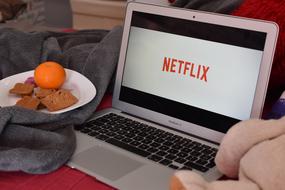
[{"xmin": 0, "ymin": 26, "xmax": 122, "ymax": 174}]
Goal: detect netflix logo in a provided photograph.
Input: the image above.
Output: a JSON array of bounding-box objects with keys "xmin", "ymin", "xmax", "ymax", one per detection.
[{"xmin": 162, "ymin": 57, "xmax": 209, "ymax": 82}]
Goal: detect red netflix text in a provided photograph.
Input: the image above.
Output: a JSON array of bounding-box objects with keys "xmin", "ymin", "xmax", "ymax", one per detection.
[{"xmin": 162, "ymin": 57, "xmax": 209, "ymax": 82}]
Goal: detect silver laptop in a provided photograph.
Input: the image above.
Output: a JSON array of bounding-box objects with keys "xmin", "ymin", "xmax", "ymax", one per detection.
[{"xmin": 68, "ymin": 2, "xmax": 278, "ymax": 190}]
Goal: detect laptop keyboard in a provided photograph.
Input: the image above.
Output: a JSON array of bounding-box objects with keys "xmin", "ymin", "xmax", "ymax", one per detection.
[{"xmin": 75, "ymin": 113, "xmax": 217, "ymax": 172}]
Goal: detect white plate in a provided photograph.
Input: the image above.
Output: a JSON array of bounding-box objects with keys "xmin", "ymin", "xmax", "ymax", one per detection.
[{"xmin": 0, "ymin": 69, "xmax": 96, "ymax": 114}]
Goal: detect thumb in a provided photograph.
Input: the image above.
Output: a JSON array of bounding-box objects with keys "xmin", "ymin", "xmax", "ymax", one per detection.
[{"xmin": 170, "ymin": 170, "xmax": 207, "ymax": 190}]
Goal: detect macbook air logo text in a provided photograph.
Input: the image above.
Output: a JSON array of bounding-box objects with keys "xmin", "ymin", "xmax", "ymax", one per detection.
[
  {"xmin": 162, "ymin": 57, "xmax": 209, "ymax": 82},
  {"xmin": 168, "ymin": 120, "xmax": 182, "ymax": 126}
]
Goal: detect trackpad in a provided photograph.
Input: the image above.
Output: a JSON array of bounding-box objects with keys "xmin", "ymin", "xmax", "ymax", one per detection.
[{"xmin": 72, "ymin": 146, "xmax": 144, "ymax": 181}]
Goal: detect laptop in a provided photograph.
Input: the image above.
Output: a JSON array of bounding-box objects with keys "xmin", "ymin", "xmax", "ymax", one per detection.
[{"xmin": 68, "ymin": 2, "xmax": 278, "ymax": 190}]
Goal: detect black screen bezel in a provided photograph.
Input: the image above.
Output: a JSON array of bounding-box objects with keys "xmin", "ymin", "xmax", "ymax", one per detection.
[{"xmin": 119, "ymin": 11, "xmax": 267, "ymax": 133}]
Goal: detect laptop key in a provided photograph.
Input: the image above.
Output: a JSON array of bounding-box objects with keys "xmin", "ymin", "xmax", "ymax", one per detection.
[
  {"xmin": 159, "ymin": 145, "xmax": 170, "ymax": 151},
  {"xmin": 146, "ymin": 147, "xmax": 158, "ymax": 153},
  {"xmin": 185, "ymin": 142, "xmax": 196, "ymax": 149},
  {"xmin": 138, "ymin": 132, "xmax": 148, "ymax": 137},
  {"xmin": 177, "ymin": 139, "xmax": 191, "ymax": 146},
  {"xmin": 163, "ymin": 141, "xmax": 174, "ymax": 146},
  {"xmin": 98, "ymin": 129, "xmax": 109, "ymax": 134},
  {"xmin": 165, "ymin": 154, "xmax": 177, "ymax": 160},
  {"xmin": 117, "ymin": 130, "xmax": 126, "ymax": 135},
  {"xmin": 175, "ymin": 158, "xmax": 186, "ymax": 164},
  {"xmin": 130, "ymin": 141, "xmax": 141, "ymax": 146},
  {"xmin": 149, "ymin": 142, "xmax": 160, "ymax": 147},
  {"xmin": 154, "ymin": 138, "xmax": 165, "ymax": 143},
  {"xmin": 196, "ymin": 159, "xmax": 208, "ymax": 166},
  {"xmin": 186, "ymin": 155, "xmax": 198, "ymax": 162},
  {"xmin": 95, "ymin": 134, "xmax": 109, "ymax": 141},
  {"xmin": 172, "ymin": 145, "xmax": 182, "ymax": 149},
  {"xmin": 121, "ymin": 138, "xmax": 133, "ymax": 143},
  {"xmin": 114, "ymin": 135, "xmax": 125, "ymax": 140},
  {"xmin": 96, "ymin": 118, "xmax": 110, "ymax": 124},
  {"xmin": 181, "ymin": 148, "xmax": 191, "ymax": 153},
  {"xmin": 200, "ymin": 154, "xmax": 212, "ymax": 161},
  {"xmin": 148, "ymin": 155, "xmax": 163, "ymax": 162},
  {"xmin": 141, "ymin": 139, "xmax": 152, "ymax": 144},
  {"xmin": 88, "ymin": 131, "xmax": 100, "ymax": 137},
  {"xmin": 168, "ymin": 149, "xmax": 179, "ymax": 154},
  {"xmin": 156, "ymin": 151, "xmax": 168, "ymax": 157},
  {"xmin": 105, "ymin": 132, "xmax": 116, "ymax": 137},
  {"xmin": 192, "ymin": 146, "xmax": 202, "ymax": 151},
  {"xmin": 185, "ymin": 162, "xmax": 208, "ymax": 172},
  {"xmin": 125, "ymin": 133, "xmax": 135, "ymax": 138},
  {"xmin": 111, "ymin": 127, "xmax": 121, "ymax": 132},
  {"xmin": 133, "ymin": 136, "xmax": 144, "ymax": 141},
  {"xmin": 180, "ymin": 166, "xmax": 192, "ymax": 170},
  {"xmin": 106, "ymin": 138, "xmax": 151, "ymax": 157},
  {"xmin": 159, "ymin": 159, "xmax": 172, "ymax": 166},
  {"xmin": 201, "ymin": 149, "xmax": 213, "ymax": 155},
  {"xmin": 211, "ymin": 148, "xmax": 218, "ymax": 156},
  {"xmin": 138, "ymin": 144, "xmax": 150, "ymax": 150},
  {"xmin": 192, "ymin": 142, "xmax": 202, "ymax": 146},
  {"xmin": 177, "ymin": 152, "xmax": 188, "ymax": 158},
  {"xmin": 168, "ymin": 164, "xmax": 179, "ymax": 170},
  {"xmin": 205, "ymin": 161, "xmax": 216, "ymax": 168},
  {"xmin": 191, "ymin": 151, "xmax": 202, "ymax": 157},
  {"xmin": 91, "ymin": 126, "xmax": 102, "ymax": 131}
]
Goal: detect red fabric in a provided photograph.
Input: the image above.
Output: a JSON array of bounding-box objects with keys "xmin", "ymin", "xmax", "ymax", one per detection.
[
  {"xmin": 0, "ymin": 166, "xmax": 115, "ymax": 190},
  {"xmin": 232, "ymin": 0, "xmax": 285, "ymax": 111},
  {"xmin": 96, "ymin": 93, "xmax": 113, "ymax": 111}
]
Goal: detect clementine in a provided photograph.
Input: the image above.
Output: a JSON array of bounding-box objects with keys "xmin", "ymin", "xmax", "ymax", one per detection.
[{"xmin": 34, "ymin": 61, "xmax": 66, "ymax": 89}]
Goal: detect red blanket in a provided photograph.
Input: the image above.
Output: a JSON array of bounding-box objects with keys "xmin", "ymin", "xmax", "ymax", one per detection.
[{"xmin": 233, "ymin": 0, "xmax": 285, "ymax": 108}]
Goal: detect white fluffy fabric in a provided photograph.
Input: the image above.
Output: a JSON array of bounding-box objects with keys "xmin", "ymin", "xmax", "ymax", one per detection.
[{"xmin": 171, "ymin": 116, "xmax": 285, "ymax": 190}]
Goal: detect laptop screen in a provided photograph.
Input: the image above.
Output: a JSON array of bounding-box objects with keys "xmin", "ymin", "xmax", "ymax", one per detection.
[{"xmin": 119, "ymin": 11, "xmax": 267, "ymax": 133}]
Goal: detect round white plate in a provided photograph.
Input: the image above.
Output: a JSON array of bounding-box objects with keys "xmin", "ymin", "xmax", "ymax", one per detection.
[{"xmin": 0, "ymin": 69, "xmax": 96, "ymax": 114}]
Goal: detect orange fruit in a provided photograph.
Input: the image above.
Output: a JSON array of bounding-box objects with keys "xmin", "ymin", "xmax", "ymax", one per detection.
[{"xmin": 34, "ymin": 61, "xmax": 66, "ymax": 89}]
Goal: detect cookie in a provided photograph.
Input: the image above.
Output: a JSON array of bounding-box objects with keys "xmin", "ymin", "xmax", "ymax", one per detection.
[
  {"xmin": 9, "ymin": 83, "xmax": 34, "ymax": 96},
  {"xmin": 35, "ymin": 88, "xmax": 56, "ymax": 99},
  {"xmin": 16, "ymin": 96, "xmax": 40, "ymax": 110},
  {"xmin": 40, "ymin": 89, "xmax": 78, "ymax": 112}
]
